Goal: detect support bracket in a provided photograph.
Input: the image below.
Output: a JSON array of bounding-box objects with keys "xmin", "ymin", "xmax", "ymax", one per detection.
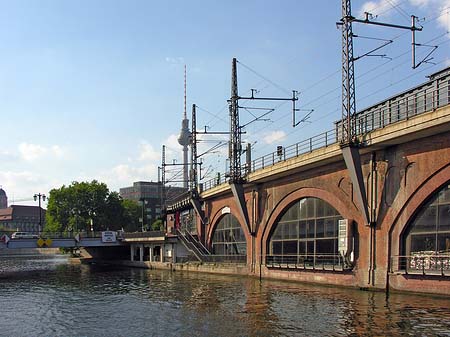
[
  {"xmin": 230, "ymin": 183, "xmax": 253, "ymax": 236},
  {"xmin": 341, "ymin": 144, "xmax": 371, "ymax": 226}
]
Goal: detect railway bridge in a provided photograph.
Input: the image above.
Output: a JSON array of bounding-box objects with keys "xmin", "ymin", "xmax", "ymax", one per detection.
[{"xmin": 167, "ymin": 66, "xmax": 450, "ymax": 295}]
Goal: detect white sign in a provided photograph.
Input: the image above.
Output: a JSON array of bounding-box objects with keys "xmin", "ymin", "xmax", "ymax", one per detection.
[
  {"xmin": 101, "ymin": 231, "xmax": 117, "ymax": 243},
  {"xmin": 221, "ymin": 207, "xmax": 231, "ymax": 214}
]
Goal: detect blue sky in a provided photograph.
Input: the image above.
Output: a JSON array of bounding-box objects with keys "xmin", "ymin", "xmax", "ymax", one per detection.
[{"xmin": 0, "ymin": 0, "xmax": 449, "ymax": 205}]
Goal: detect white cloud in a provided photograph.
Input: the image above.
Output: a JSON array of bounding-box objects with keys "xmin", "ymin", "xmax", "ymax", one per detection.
[
  {"xmin": 164, "ymin": 134, "xmax": 183, "ymax": 161},
  {"xmin": 165, "ymin": 56, "xmax": 185, "ymax": 65},
  {"xmin": 0, "ymin": 170, "xmax": 50, "ymax": 204},
  {"xmin": 138, "ymin": 141, "xmax": 160, "ymax": 162},
  {"xmin": 98, "ymin": 163, "xmax": 159, "ymax": 192},
  {"xmin": 18, "ymin": 142, "xmax": 65, "ymax": 161},
  {"xmin": 358, "ymin": 0, "xmax": 401, "ymax": 18},
  {"xmin": 0, "ymin": 150, "xmax": 18, "ymax": 162},
  {"xmin": 263, "ymin": 131, "xmax": 286, "ymax": 144},
  {"xmin": 18, "ymin": 143, "xmax": 47, "ymax": 161},
  {"xmin": 51, "ymin": 145, "xmax": 64, "ymax": 158},
  {"xmin": 437, "ymin": 0, "xmax": 450, "ymax": 31},
  {"xmin": 409, "ymin": 0, "xmax": 432, "ymax": 7}
]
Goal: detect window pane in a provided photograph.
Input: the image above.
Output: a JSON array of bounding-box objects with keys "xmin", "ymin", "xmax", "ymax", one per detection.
[
  {"xmin": 325, "ymin": 218, "xmax": 336, "ymax": 237},
  {"xmin": 316, "ymin": 239, "xmax": 337, "ymax": 255},
  {"xmin": 316, "ymin": 200, "xmax": 325, "ymax": 217},
  {"xmin": 272, "ymin": 225, "xmax": 282, "ymax": 240},
  {"xmin": 299, "ymin": 199, "xmax": 308, "ymax": 218},
  {"xmin": 411, "ymin": 206, "xmax": 437, "ymax": 233},
  {"xmin": 437, "ymin": 233, "xmax": 450, "ymax": 253},
  {"xmin": 299, "ymin": 221, "xmax": 307, "ymax": 239},
  {"xmin": 272, "ymin": 241, "xmax": 282, "ymax": 255},
  {"xmin": 307, "ymin": 220, "xmax": 315, "ymax": 238},
  {"xmin": 283, "ymin": 240, "xmax": 298, "ymax": 255},
  {"xmin": 307, "ymin": 241, "xmax": 314, "ymax": 255},
  {"xmin": 298, "ymin": 241, "xmax": 306, "ymax": 255},
  {"xmin": 439, "ymin": 185, "xmax": 450, "ymax": 203},
  {"xmin": 306, "ymin": 199, "xmax": 315, "ymax": 219},
  {"xmin": 316, "ymin": 219, "xmax": 325, "ymax": 238},
  {"xmin": 438, "ymin": 204, "xmax": 450, "ymax": 231},
  {"xmin": 410, "ymin": 234, "xmax": 436, "ymax": 253},
  {"xmin": 288, "ymin": 222, "xmax": 298, "ymax": 239}
]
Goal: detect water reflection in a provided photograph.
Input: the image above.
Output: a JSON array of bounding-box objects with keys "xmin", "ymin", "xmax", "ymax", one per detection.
[{"xmin": 1, "ymin": 256, "xmax": 450, "ymax": 336}]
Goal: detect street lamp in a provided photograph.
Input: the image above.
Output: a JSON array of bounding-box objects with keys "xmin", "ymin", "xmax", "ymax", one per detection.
[{"xmin": 34, "ymin": 193, "xmax": 46, "ymax": 234}]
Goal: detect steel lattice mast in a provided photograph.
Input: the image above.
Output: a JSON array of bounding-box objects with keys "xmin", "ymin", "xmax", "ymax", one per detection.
[
  {"xmin": 229, "ymin": 58, "xmax": 242, "ymax": 183},
  {"xmin": 341, "ymin": 0, "xmax": 357, "ymax": 144}
]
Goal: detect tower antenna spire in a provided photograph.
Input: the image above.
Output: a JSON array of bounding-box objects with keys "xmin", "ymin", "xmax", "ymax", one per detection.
[
  {"xmin": 184, "ymin": 64, "xmax": 187, "ymax": 120},
  {"xmin": 177, "ymin": 65, "xmax": 191, "ymax": 189}
]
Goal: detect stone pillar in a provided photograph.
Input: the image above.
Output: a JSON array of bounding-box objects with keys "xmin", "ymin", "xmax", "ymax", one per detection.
[
  {"xmin": 130, "ymin": 245, "xmax": 134, "ymax": 262},
  {"xmin": 139, "ymin": 244, "xmax": 144, "ymax": 262},
  {"xmin": 160, "ymin": 244, "xmax": 164, "ymax": 262},
  {"xmin": 149, "ymin": 245, "xmax": 153, "ymax": 262}
]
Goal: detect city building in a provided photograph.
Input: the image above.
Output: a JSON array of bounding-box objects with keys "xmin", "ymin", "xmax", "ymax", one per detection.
[
  {"xmin": 0, "ymin": 188, "xmax": 7, "ymax": 209},
  {"xmin": 119, "ymin": 181, "xmax": 186, "ymax": 229},
  {"xmin": 0, "ymin": 205, "xmax": 46, "ymax": 232}
]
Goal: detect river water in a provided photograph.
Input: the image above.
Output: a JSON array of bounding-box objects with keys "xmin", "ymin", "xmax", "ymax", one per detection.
[{"xmin": 1, "ymin": 254, "xmax": 450, "ymax": 337}]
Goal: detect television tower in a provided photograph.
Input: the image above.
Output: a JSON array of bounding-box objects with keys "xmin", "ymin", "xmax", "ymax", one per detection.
[{"xmin": 177, "ymin": 65, "xmax": 191, "ymax": 189}]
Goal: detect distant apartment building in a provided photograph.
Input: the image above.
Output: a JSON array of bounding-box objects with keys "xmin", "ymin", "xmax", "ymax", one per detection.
[
  {"xmin": 0, "ymin": 205, "xmax": 46, "ymax": 232},
  {"xmin": 119, "ymin": 181, "xmax": 186, "ymax": 228}
]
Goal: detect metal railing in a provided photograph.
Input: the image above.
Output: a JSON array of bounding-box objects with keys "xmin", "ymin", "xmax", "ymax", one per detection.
[
  {"xmin": 123, "ymin": 231, "xmax": 165, "ymax": 239},
  {"xmin": 391, "ymin": 254, "xmax": 450, "ymax": 276},
  {"xmin": 0, "ymin": 230, "xmax": 104, "ymax": 239},
  {"xmin": 199, "ymin": 69, "xmax": 450, "ymax": 193},
  {"xmin": 266, "ymin": 254, "xmax": 350, "ymax": 271},
  {"xmin": 336, "ymin": 79, "xmax": 450, "ymax": 140}
]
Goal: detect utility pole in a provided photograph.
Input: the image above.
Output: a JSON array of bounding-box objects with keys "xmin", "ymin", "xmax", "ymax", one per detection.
[
  {"xmin": 229, "ymin": 58, "xmax": 242, "ymax": 183},
  {"xmin": 338, "ymin": 0, "xmax": 425, "ymax": 227},
  {"xmin": 190, "ymin": 104, "xmax": 198, "ymax": 192},
  {"xmin": 341, "ymin": 0, "xmax": 356, "ymax": 145},
  {"xmin": 161, "ymin": 145, "xmax": 166, "ymax": 209}
]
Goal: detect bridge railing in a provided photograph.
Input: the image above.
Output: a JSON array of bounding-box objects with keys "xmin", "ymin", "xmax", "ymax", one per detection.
[
  {"xmin": 336, "ymin": 78, "xmax": 450, "ymax": 141},
  {"xmin": 198, "ymin": 67, "xmax": 450, "ymax": 193},
  {"xmin": 123, "ymin": 231, "xmax": 165, "ymax": 239}
]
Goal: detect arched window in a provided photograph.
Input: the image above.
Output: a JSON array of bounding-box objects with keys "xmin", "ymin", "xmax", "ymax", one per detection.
[
  {"xmin": 211, "ymin": 213, "xmax": 246, "ymax": 256},
  {"xmin": 268, "ymin": 197, "xmax": 343, "ymax": 269},
  {"xmin": 403, "ymin": 182, "xmax": 450, "ymax": 255}
]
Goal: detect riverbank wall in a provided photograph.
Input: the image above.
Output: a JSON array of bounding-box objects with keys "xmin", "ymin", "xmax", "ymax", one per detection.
[{"xmin": 0, "ymin": 248, "xmax": 60, "ymax": 256}]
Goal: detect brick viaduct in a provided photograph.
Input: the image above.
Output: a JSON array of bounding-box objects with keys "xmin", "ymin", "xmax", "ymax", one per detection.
[{"xmin": 167, "ymin": 68, "xmax": 450, "ymax": 295}]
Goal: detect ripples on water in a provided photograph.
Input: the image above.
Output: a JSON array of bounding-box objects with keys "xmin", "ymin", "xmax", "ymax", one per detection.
[{"xmin": 1, "ymin": 255, "xmax": 450, "ymax": 337}]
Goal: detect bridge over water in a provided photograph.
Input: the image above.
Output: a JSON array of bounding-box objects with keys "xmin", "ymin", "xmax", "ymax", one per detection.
[{"xmin": 166, "ymin": 66, "xmax": 450, "ymax": 296}]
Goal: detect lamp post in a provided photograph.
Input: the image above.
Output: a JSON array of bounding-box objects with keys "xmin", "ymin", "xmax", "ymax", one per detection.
[{"xmin": 34, "ymin": 193, "xmax": 46, "ymax": 234}]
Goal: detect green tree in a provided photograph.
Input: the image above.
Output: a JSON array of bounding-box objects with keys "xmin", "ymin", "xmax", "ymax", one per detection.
[
  {"xmin": 121, "ymin": 199, "xmax": 141, "ymax": 232},
  {"xmin": 45, "ymin": 180, "xmax": 136, "ymax": 233},
  {"xmin": 151, "ymin": 219, "xmax": 163, "ymax": 231}
]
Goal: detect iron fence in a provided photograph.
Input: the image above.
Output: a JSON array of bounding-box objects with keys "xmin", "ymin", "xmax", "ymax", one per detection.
[
  {"xmin": 391, "ymin": 254, "xmax": 450, "ymax": 276},
  {"xmin": 266, "ymin": 254, "xmax": 349, "ymax": 271}
]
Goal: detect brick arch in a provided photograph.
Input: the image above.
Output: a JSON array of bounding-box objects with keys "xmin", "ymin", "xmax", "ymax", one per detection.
[
  {"xmin": 206, "ymin": 206, "xmax": 248, "ymax": 247},
  {"xmin": 260, "ymin": 187, "xmax": 361, "ymax": 257},
  {"xmin": 389, "ymin": 163, "xmax": 450, "ymax": 257}
]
